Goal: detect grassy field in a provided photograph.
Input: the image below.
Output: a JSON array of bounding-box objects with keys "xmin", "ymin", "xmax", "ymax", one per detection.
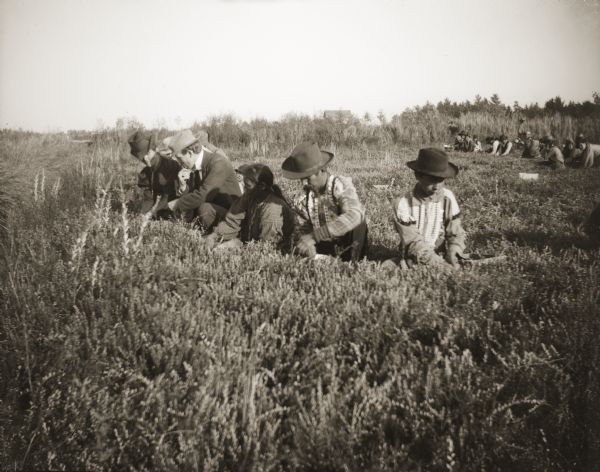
[{"xmin": 1, "ymin": 131, "xmax": 599, "ymax": 471}]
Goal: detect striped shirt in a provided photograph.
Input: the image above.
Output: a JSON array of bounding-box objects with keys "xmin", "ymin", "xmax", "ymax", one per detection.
[
  {"xmin": 296, "ymin": 174, "xmax": 365, "ymax": 239},
  {"xmin": 395, "ymin": 186, "xmax": 463, "ymax": 251}
]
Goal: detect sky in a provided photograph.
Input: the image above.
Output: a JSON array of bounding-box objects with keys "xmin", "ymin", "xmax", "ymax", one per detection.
[{"xmin": 1, "ymin": 0, "xmax": 599, "ymax": 131}]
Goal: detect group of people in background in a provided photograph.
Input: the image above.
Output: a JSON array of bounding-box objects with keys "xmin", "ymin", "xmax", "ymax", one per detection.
[
  {"xmin": 450, "ymin": 129, "xmax": 600, "ymax": 169},
  {"xmin": 128, "ymin": 129, "xmax": 468, "ymax": 269}
]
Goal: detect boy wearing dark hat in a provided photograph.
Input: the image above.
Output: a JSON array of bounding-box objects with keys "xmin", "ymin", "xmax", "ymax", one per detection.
[
  {"xmin": 128, "ymin": 130, "xmax": 180, "ymax": 217},
  {"xmin": 204, "ymin": 164, "xmax": 296, "ymax": 252},
  {"xmin": 281, "ymin": 142, "xmax": 368, "ymax": 261},
  {"xmin": 386, "ymin": 148, "xmax": 466, "ymax": 269}
]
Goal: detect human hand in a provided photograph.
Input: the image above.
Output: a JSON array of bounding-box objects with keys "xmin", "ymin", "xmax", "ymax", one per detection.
[
  {"xmin": 445, "ymin": 247, "xmax": 461, "ymax": 269},
  {"xmin": 296, "ymin": 233, "xmax": 317, "ymax": 258},
  {"xmin": 204, "ymin": 232, "xmax": 219, "ymax": 249}
]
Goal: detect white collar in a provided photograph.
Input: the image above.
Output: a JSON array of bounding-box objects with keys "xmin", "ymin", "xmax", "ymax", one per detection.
[{"xmin": 194, "ymin": 147, "xmax": 206, "ymax": 170}]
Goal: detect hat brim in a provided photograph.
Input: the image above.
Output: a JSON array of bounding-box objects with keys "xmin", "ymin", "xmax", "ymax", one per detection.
[
  {"xmin": 171, "ymin": 137, "xmax": 200, "ymax": 156},
  {"xmin": 235, "ymin": 165, "xmax": 252, "ymax": 177},
  {"xmin": 281, "ymin": 151, "xmax": 334, "ymax": 180},
  {"xmin": 406, "ymin": 160, "xmax": 459, "ymax": 179}
]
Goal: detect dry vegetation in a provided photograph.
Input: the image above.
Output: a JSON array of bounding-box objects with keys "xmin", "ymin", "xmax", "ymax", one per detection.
[{"xmin": 1, "ymin": 126, "xmax": 599, "ymax": 471}]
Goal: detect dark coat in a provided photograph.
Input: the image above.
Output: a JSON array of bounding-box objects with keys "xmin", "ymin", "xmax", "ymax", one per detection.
[
  {"xmin": 137, "ymin": 157, "xmax": 181, "ymax": 202},
  {"xmin": 172, "ymin": 150, "xmax": 242, "ymax": 212}
]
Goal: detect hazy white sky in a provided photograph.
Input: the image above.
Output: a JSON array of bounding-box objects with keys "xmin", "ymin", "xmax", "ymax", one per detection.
[{"xmin": 1, "ymin": 0, "xmax": 599, "ymax": 130}]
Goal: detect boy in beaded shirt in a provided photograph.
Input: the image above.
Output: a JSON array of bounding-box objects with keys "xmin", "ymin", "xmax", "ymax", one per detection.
[
  {"xmin": 386, "ymin": 148, "xmax": 466, "ymax": 269},
  {"xmin": 281, "ymin": 142, "xmax": 368, "ymax": 261}
]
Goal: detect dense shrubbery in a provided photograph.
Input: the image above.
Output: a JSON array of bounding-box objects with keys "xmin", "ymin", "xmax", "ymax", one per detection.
[
  {"xmin": 36, "ymin": 93, "xmax": 600, "ymax": 155},
  {"xmin": 1, "ymin": 133, "xmax": 599, "ymax": 470}
]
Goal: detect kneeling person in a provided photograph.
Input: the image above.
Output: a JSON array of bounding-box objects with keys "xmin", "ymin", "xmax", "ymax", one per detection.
[
  {"xmin": 128, "ymin": 131, "xmax": 180, "ymax": 218},
  {"xmin": 205, "ymin": 164, "xmax": 295, "ymax": 252},
  {"xmin": 152, "ymin": 129, "xmax": 241, "ymax": 230},
  {"xmin": 282, "ymin": 142, "xmax": 368, "ymax": 261},
  {"xmin": 387, "ymin": 148, "xmax": 466, "ymax": 269}
]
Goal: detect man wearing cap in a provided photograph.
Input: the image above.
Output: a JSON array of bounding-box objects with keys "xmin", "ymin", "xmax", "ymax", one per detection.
[
  {"xmin": 385, "ymin": 148, "xmax": 466, "ymax": 270},
  {"xmin": 151, "ymin": 129, "xmax": 241, "ymax": 229},
  {"xmin": 128, "ymin": 130, "xmax": 180, "ymax": 217},
  {"xmin": 520, "ymin": 131, "xmax": 541, "ymax": 159},
  {"xmin": 204, "ymin": 164, "xmax": 296, "ymax": 252},
  {"xmin": 574, "ymin": 134, "xmax": 600, "ymax": 168},
  {"xmin": 281, "ymin": 142, "xmax": 368, "ymax": 261},
  {"xmin": 540, "ymin": 135, "xmax": 565, "ymax": 170}
]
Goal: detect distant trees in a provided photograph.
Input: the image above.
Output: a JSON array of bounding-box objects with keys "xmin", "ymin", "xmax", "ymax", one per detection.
[{"xmin": 98, "ymin": 93, "xmax": 600, "ymax": 150}]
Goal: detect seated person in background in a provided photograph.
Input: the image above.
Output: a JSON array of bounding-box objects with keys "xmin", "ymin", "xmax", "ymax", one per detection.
[
  {"xmin": 128, "ymin": 131, "xmax": 180, "ymax": 218},
  {"xmin": 540, "ymin": 135, "xmax": 565, "ymax": 170},
  {"xmin": 485, "ymin": 135, "xmax": 499, "ymax": 154},
  {"xmin": 204, "ymin": 164, "xmax": 296, "ymax": 252},
  {"xmin": 472, "ymin": 135, "xmax": 483, "ymax": 152},
  {"xmin": 384, "ymin": 148, "xmax": 466, "ymax": 270},
  {"xmin": 520, "ymin": 131, "xmax": 541, "ymax": 159},
  {"xmin": 149, "ymin": 129, "xmax": 241, "ymax": 230},
  {"xmin": 282, "ymin": 142, "xmax": 368, "ymax": 261},
  {"xmin": 494, "ymin": 134, "xmax": 513, "ymax": 156},
  {"xmin": 574, "ymin": 133, "xmax": 600, "ymax": 168},
  {"xmin": 462, "ymin": 133, "xmax": 475, "ymax": 152},
  {"xmin": 453, "ymin": 131, "xmax": 465, "ymax": 151}
]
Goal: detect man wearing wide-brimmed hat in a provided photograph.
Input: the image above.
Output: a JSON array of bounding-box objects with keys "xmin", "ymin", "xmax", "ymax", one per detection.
[
  {"xmin": 384, "ymin": 148, "xmax": 466, "ymax": 270},
  {"xmin": 540, "ymin": 135, "xmax": 565, "ymax": 170},
  {"xmin": 128, "ymin": 130, "xmax": 181, "ymax": 217},
  {"xmin": 281, "ymin": 142, "xmax": 368, "ymax": 261},
  {"xmin": 150, "ymin": 129, "xmax": 241, "ymax": 229},
  {"xmin": 204, "ymin": 163, "xmax": 296, "ymax": 252}
]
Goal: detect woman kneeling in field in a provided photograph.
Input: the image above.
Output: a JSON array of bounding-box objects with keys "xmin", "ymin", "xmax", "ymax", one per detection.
[
  {"xmin": 384, "ymin": 148, "xmax": 466, "ymax": 270},
  {"xmin": 204, "ymin": 164, "xmax": 296, "ymax": 253}
]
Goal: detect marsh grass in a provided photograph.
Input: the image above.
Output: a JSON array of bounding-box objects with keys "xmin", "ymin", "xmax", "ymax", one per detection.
[{"xmin": 1, "ymin": 132, "xmax": 599, "ymax": 471}]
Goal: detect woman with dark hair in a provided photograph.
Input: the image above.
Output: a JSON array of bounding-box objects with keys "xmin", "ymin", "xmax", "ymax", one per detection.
[{"xmin": 204, "ymin": 164, "xmax": 296, "ymax": 253}]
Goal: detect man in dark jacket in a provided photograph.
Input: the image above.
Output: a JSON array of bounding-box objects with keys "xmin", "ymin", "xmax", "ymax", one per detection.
[
  {"xmin": 128, "ymin": 131, "xmax": 181, "ymax": 218},
  {"xmin": 151, "ymin": 129, "xmax": 241, "ymax": 230}
]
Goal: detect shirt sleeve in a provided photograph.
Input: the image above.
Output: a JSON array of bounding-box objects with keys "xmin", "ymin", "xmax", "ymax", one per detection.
[
  {"xmin": 293, "ymin": 194, "xmax": 313, "ymax": 237},
  {"xmin": 313, "ymin": 177, "xmax": 365, "ymax": 241},
  {"xmin": 443, "ymin": 191, "xmax": 466, "ymax": 255}
]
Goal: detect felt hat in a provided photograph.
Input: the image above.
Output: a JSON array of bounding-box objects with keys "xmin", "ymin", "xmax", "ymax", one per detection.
[
  {"xmin": 128, "ymin": 131, "xmax": 154, "ymax": 161},
  {"xmin": 169, "ymin": 129, "xmax": 200, "ymax": 156},
  {"xmin": 541, "ymin": 134, "xmax": 555, "ymax": 145},
  {"xmin": 575, "ymin": 133, "xmax": 586, "ymax": 145},
  {"xmin": 236, "ymin": 163, "xmax": 274, "ymax": 188},
  {"xmin": 407, "ymin": 148, "xmax": 458, "ymax": 179},
  {"xmin": 281, "ymin": 142, "xmax": 334, "ymax": 180}
]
